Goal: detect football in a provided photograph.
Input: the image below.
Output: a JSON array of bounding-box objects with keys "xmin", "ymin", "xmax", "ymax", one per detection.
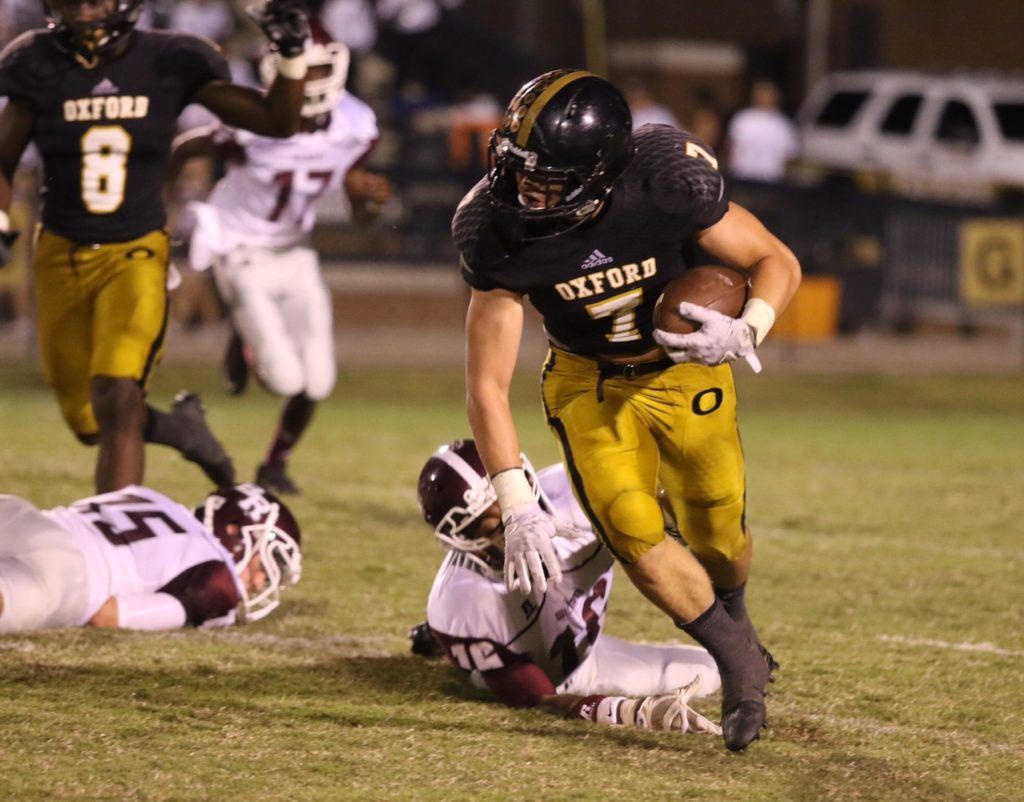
[{"xmin": 653, "ymin": 265, "xmax": 750, "ymax": 334}]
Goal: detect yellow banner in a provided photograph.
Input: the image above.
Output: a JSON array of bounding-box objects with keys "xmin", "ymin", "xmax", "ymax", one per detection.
[{"xmin": 959, "ymin": 220, "xmax": 1024, "ymax": 306}]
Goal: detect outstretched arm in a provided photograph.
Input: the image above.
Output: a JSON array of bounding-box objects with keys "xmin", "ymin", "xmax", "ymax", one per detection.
[
  {"xmin": 88, "ymin": 594, "xmax": 188, "ymax": 630},
  {"xmin": 481, "ymin": 663, "xmax": 718, "ymax": 733},
  {"xmin": 193, "ymin": 0, "xmax": 309, "ymax": 137},
  {"xmin": 194, "ymin": 78, "xmax": 304, "ymax": 139}
]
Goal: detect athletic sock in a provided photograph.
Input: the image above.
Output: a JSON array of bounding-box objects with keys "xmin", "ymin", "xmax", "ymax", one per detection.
[
  {"xmin": 715, "ymin": 582, "xmax": 748, "ymax": 623},
  {"xmin": 715, "ymin": 582, "xmax": 761, "ymax": 645},
  {"xmin": 265, "ymin": 394, "xmax": 317, "ymax": 468},
  {"xmin": 143, "ymin": 405, "xmax": 189, "ymax": 449},
  {"xmin": 676, "ymin": 597, "xmax": 764, "ymax": 710}
]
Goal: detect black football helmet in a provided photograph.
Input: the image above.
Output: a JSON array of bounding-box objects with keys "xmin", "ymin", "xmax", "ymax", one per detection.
[
  {"xmin": 196, "ymin": 483, "xmax": 302, "ymax": 623},
  {"xmin": 417, "ymin": 440, "xmax": 546, "ymax": 578},
  {"xmin": 44, "ymin": 0, "xmax": 143, "ymax": 67},
  {"xmin": 487, "ymin": 69, "xmax": 633, "ymax": 237}
]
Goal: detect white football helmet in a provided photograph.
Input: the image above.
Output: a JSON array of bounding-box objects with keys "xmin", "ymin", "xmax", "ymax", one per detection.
[
  {"xmin": 196, "ymin": 484, "xmax": 302, "ymax": 623},
  {"xmin": 260, "ymin": 26, "xmax": 350, "ymax": 118},
  {"xmin": 417, "ymin": 440, "xmax": 549, "ymax": 579}
]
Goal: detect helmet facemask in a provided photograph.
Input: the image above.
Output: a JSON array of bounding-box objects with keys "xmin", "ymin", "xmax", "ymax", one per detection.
[
  {"xmin": 45, "ymin": 0, "xmax": 142, "ymax": 67},
  {"xmin": 260, "ymin": 40, "xmax": 350, "ymax": 119},
  {"xmin": 426, "ymin": 445, "xmax": 550, "ymax": 580},
  {"xmin": 488, "ymin": 131, "xmax": 614, "ymax": 231},
  {"xmin": 199, "ymin": 488, "xmax": 302, "ymax": 623}
]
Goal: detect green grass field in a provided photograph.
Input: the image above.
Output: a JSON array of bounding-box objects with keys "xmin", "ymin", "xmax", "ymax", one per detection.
[{"xmin": 1, "ymin": 360, "xmax": 1021, "ymax": 801}]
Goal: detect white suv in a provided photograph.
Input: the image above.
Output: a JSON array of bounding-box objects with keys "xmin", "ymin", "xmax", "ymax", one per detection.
[{"xmin": 796, "ymin": 71, "xmax": 1024, "ymax": 202}]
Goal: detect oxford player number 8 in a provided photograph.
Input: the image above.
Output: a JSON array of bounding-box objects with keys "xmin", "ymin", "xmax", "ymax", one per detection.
[{"xmin": 80, "ymin": 125, "xmax": 132, "ymax": 214}]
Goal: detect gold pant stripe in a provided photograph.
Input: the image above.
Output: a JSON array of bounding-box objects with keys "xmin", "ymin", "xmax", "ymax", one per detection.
[
  {"xmin": 139, "ymin": 296, "xmax": 170, "ymax": 388},
  {"xmin": 542, "ymin": 349, "xmax": 628, "ymax": 562},
  {"xmin": 516, "ymin": 70, "xmax": 595, "ymax": 147}
]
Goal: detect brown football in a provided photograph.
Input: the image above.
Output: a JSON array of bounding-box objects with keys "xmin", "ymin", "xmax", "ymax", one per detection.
[{"xmin": 653, "ymin": 265, "xmax": 750, "ymax": 334}]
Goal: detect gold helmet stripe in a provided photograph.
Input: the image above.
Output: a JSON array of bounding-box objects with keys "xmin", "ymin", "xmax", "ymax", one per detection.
[{"xmin": 515, "ymin": 70, "xmax": 595, "ymax": 148}]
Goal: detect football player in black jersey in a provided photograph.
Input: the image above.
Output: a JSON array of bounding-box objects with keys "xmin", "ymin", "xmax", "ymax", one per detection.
[
  {"xmin": 0, "ymin": 0, "xmax": 310, "ymax": 493},
  {"xmin": 452, "ymin": 70, "xmax": 802, "ymax": 751}
]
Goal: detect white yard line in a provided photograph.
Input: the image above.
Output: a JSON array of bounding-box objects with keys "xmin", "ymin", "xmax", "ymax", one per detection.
[
  {"xmin": 756, "ymin": 527, "xmax": 1018, "ymax": 561},
  {"xmin": 877, "ymin": 634, "xmax": 1024, "ymax": 658},
  {"xmin": 205, "ymin": 631, "xmax": 398, "ymax": 654},
  {"xmin": 801, "ymin": 712, "xmax": 1021, "ymax": 754}
]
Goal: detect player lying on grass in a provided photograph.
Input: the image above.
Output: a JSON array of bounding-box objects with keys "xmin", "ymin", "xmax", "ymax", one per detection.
[
  {"xmin": 411, "ymin": 440, "xmax": 722, "ymax": 734},
  {"xmin": 0, "ymin": 483, "xmax": 301, "ymax": 633}
]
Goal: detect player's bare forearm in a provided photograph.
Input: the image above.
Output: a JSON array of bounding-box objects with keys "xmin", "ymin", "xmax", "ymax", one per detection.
[
  {"xmin": 166, "ymin": 127, "xmax": 216, "ymax": 190},
  {"xmin": 539, "ymin": 694, "xmax": 590, "ymax": 717},
  {"xmin": 194, "ymin": 78, "xmax": 304, "ymax": 138},
  {"xmin": 0, "ymin": 171, "xmax": 11, "ymax": 216},
  {"xmin": 697, "ymin": 201, "xmax": 802, "ymax": 315},
  {"xmin": 344, "ymin": 168, "xmax": 391, "ymax": 224},
  {"xmin": 87, "ymin": 597, "xmax": 119, "ymax": 628},
  {"xmin": 465, "ymin": 288, "xmax": 526, "ymax": 476},
  {"xmin": 0, "ymin": 99, "xmax": 34, "ymax": 206}
]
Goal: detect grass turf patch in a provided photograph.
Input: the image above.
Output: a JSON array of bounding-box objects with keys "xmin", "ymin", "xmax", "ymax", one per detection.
[{"xmin": 0, "ymin": 362, "xmax": 1021, "ymax": 800}]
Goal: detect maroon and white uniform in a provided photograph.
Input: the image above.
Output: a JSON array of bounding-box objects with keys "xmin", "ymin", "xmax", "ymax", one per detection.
[
  {"xmin": 188, "ymin": 92, "xmax": 379, "ymax": 400},
  {"xmin": 427, "ymin": 465, "xmax": 721, "ymax": 706},
  {"xmin": 0, "ymin": 486, "xmax": 242, "ymax": 633}
]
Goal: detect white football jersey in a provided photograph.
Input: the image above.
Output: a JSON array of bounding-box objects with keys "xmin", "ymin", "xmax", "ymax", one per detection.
[
  {"xmin": 43, "ymin": 486, "xmax": 242, "ymax": 626},
  {"xmin": 427, "ymin": 464, "xmax": 615, "ymax": 687},
  {"xmin": 198, "ymin": 92, "xmax": 379, "ymax": 252}
]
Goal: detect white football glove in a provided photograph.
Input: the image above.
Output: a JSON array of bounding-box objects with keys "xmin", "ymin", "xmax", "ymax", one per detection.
[
  {"xmin": 621, "ymin": 676, "xmax": 722, "ymax": 735},
  {"xmin": 502, "ymin": 502, "xmax": 565, "ymax": 596},
  {"xmin": 653, "ymin": 302, "xmax": 762, "ymax": 373}
]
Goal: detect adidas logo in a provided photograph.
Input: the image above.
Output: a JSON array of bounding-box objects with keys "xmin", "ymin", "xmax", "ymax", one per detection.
[
  {"xmin": 580, "ymin": 249, "xmax": 614, "ymax": 270},
  {"xmin": 91, "ymin": 78, "xmax": 119, "ymax": 96}
]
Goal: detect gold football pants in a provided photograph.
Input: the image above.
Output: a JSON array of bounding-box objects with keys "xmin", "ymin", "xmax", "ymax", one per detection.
[
  {"xmin": 541, "ymin": 347, "xmax": 747, "ymax": 565},
  {"xmin": 34, "ymin": 228, "xmax": 169, "ymax": 437}
]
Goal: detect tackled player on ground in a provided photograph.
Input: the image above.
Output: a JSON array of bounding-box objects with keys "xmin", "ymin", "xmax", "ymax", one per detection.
[{"xmin": 411, "ymin": 440, "xmax": 722, "ymax": 736}]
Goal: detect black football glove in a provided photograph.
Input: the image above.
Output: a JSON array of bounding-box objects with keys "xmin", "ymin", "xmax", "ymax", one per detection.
[
  {"xmin": 248, "ymin": 0, "xmax": 310, "ymax": 59},
  {"xmin": 0, "ymin": 228, "xmax": 19, "ymax": 269},
  {"xmin": 408, "ymin": 621, "xmax": 443, "ymax": 658}
]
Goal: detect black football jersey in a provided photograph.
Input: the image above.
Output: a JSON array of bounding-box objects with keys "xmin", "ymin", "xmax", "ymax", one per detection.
[
  {"xmin": 453, "ymin": 125, "xmax": 730, "ymax": 358},
  {"xmin": 0, "ymin": 28, "xmax": 229, "ymax": 242}
]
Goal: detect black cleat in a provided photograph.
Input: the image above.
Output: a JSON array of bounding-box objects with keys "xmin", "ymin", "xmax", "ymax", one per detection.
[
  {"xmin": 722, "ymin": 699, "xmax": 767, "ymax": 752},
  {"xmin": 408, "ymin": 621, "xmax": 444, "ymax": 658},
  {"xmin": 761, "ymin": 645, "xmax": 780, "ymax": 682},
  {"xmin": 223, "ymin": 330, "xmax": 249, "ymax": 396},
  {"xmin": 171, "ymin": 392, "xmax": 237, "ymax": 487},
  {"xmin": 718, "ymin": 636, "xmax": 772, "ymax": 752},
  {"xmin": 256, "ymin": 462, "xmax": 300, "ymax": 495}
]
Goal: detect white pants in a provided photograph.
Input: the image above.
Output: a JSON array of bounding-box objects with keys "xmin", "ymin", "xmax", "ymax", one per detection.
[
  {"xmin": 0, "ymin": 496, "xmax": 90, "ymax": 632},
  {"xmin": 214, "ymin": 244, "xmax": 337, "ymax": 400},
  {"xmin": 557, "ymin": 634, "xmax": 722, "ymax": 699}
]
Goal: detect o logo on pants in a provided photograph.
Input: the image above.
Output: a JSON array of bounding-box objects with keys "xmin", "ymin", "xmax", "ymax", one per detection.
[{"xmin": 692, "ymin": 387, "xmax": 723, "ymax": 416}]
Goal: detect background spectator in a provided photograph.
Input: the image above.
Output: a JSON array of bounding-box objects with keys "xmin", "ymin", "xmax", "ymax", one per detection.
[{"xmin": 726, "ymin": 79, "xmax": 798, "ymax": 182}]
